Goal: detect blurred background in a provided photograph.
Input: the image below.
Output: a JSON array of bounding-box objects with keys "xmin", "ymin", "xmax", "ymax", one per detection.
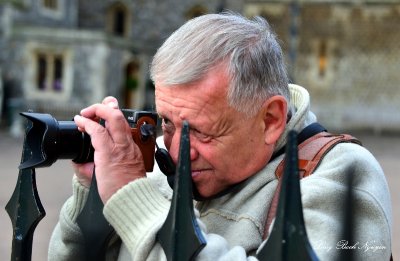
[{"xmin": 0, "ymin": 0, "xmax": 398, "ymax": 260}]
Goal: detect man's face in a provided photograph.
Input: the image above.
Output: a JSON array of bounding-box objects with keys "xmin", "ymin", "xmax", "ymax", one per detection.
[{"xmin": 155, "ymin": 68, "xmax": 274, "ymax": 198}]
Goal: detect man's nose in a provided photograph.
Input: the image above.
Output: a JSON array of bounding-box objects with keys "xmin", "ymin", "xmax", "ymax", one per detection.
[
  {"xmin": 190, "ymin": 147, "xmax": 199, "ymax": 161},
  {"xmin": 169, "ymin": 136, "xmax": 199, "ymax": 163}
]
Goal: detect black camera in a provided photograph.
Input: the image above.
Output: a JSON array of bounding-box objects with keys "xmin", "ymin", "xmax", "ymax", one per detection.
[{"xmin": 19, "ymin": 109, "xmax": 158, "ymax": 172}]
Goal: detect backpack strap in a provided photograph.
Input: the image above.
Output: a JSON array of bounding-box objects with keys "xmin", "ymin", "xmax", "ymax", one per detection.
[{"xmin": 263, "ymin": 130, "xmax": 361, "ymax": 240}]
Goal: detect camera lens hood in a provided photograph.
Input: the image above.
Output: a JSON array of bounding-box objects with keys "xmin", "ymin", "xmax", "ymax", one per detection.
[
  {"xmin": 19, "ymin": 112, "xmax": 93, "ymax": 169},
  {"xmin": 19, "ymin": 112, "xmax": 59, "ymax": 169}
]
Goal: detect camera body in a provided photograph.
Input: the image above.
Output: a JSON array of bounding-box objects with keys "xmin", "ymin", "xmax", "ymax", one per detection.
[
  {"xmin": 19, "ymin": 109, "xmax": 158, "ymax": 172},
  {"xmin": 120, "ymin": 109, "xmax": 158, "ymax": 171}
]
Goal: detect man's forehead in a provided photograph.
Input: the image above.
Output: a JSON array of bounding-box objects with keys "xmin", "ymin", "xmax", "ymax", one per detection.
[
  {"xmin": 156, "ymin": 76, "xmax": 228, "ymax": 101},
  {"xmin": 156, "ymin": 86, "xmax": 217, "ymax": 112},
  {"xmin": 156, "ymin": 85, "xmax": 230, "ymax": 126}
]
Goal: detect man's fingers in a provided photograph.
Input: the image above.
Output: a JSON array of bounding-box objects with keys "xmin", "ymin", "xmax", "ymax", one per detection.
[
  {"xmin": 79, "ymin": 97, "xmax": 119, "ymax": 119},
  {"xmin": 102, "ymin": 96, "xmax": 119, "ymax": 109},
  {"xmin": 74, "ymin": 114, "xmax": 114, "ymax": 151},
  {"xmin": 75, "ymin": 106, "xmax": 131, "ymax": 146},
  {"xmin": 89, "ymin": 105, "xmax": 131, "ymax": 144},
  {"xmin": 74, "ymin": 96, "xmax": 132, "ymax": 153}
]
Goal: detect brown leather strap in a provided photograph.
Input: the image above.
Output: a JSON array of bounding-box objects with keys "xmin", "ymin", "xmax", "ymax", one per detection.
[
  {"xmin": 263, "ymin": 132, "xmax": 361, "ymax": 239},
  {"xmin": 275, "ymin": 132, "xmax": 361, "ymax": 179}
]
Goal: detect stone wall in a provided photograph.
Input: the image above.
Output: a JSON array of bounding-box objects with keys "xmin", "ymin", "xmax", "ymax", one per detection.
[
  {"xmin": 12, "ymin": 0, "xmax": 78, "ymax": 28},
  {"xmin": 245, "ymin": 1, "xmax": 400, "ymax": 132},
  {"xmin": 2, "ymin": 0, "xmax": 398, "ymax": 131}
]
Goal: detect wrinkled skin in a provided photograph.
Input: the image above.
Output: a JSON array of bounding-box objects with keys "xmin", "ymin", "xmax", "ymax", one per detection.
[
  {"xmin": 155, "ymin": 65, "xmax": 287, "ymax": 198},
  {"xmin": 73, "ymin": 64, "xmax": 287, "ymax": 202}
]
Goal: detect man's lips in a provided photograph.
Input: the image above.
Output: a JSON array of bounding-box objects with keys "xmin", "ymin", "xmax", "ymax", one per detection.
[{"xmin": 191, "ymin": 169, "xmax": 212, "ymax": 180}]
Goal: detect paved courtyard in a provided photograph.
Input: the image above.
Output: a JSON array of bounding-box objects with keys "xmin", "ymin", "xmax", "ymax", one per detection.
[{"xmin": 0, "ymin": 129, "xmax": 399, "ymax": 260}]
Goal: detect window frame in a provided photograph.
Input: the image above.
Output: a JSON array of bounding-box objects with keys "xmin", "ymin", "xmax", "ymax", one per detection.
[
  {"xmin": 106, "ymin": 3, "xmax": 131, "ymax": 38},
  {"xmin": 25, "ymin": 44, "xmax": 73, "ymax": 101},
  {"xmin": 40, "ymin": 0, "xmax": 64, "ymax": 19}
]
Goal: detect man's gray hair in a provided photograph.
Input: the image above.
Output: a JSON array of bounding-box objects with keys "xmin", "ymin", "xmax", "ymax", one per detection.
[{"xmin": 150, "ymin": 12, "xmax": 289, "ymax": 116}]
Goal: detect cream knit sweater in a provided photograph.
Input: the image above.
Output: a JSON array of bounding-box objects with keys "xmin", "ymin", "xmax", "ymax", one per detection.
[{"xmin": 48, "ymin": 85, "xmax": 392, "ymax": 260}]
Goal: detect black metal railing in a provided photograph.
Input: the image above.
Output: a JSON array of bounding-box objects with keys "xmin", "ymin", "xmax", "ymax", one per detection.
[
  {"xmin": 6, "ymin": 117, "xmax": 46, "ymax": 261},
  {"xmin": 5, "ymin": 116, "xmax": 357, "ymax": 261}
]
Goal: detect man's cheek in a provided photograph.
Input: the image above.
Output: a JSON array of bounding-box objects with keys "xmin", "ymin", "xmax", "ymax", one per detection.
[{"xmin": 163, "ymin": 136, "xmax": 172, "ymax": 150}]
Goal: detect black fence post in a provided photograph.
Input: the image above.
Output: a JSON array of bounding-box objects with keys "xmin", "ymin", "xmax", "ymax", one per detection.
[
  {"xmin": 76, "ymin": 172, "xmax": 115, "ymax": 261},
  {"xmin": 337, "ymin": 167, "xmax": 356, "ymax": 261},
  {"xmin": 5, "ymin": 117, "xmax": 46, "ymax": 261},
  {"xmin": 157, "ymin": 121, "xmax": 207, "ymax": 261},
  {"xmin": 257, "ymin": 130, "xmax": 319, "ymax": 261}
]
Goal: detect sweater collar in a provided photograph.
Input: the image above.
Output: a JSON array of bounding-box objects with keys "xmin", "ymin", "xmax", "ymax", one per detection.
[{"xmin": 274, "ymin": 84, "xmax": 317, "ymax": 153}]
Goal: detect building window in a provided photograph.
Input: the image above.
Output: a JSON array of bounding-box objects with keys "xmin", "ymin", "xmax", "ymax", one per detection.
[
  {"xmin": 37, "ymin": 54, "xmax": 47, "ymax": 90},
  {"xmin": 25, "ymin": 44, "xmax": 72, "ymax": 101},
  {"xmin": 54, "ymin": 55, "xmax": 63, "ymax": 91},
  {"xmin": 43, "ymin": 0, "xmax": 58, "ymax": 10},
  {"xmin": 107, "ymin": 3, "xmax": 130, "ymax": 37},
  {"xmin": 36, "ymin": 52, "xmax": 64, "ymax": 92},
  {"xmin": 318, "ymin": 40, "xmax": 327, "ymax": 78},
  {"xmin": 114, "ymin": 8, "xmax": 126, "ymax": 36},
  {"xmin": 40, "ymin": 0, "xmax": 63, "ymax": 19}
]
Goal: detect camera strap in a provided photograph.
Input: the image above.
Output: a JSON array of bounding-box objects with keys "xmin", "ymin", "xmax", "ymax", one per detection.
[{"xmin": 263, "ymin": 124, "xmax": 362, "ymax": 239}]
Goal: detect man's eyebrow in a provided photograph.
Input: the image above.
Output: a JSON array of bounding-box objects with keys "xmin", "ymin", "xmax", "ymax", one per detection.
[
  {"xmin": 158, "ymin": 114, "xmax": 172, "ymax": 124},
  {"xmin": 157, "ymin": 112, "xmax": 167, "ymax": 119}
]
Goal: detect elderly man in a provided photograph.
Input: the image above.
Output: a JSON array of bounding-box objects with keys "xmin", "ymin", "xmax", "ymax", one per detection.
[{"xmin": 48, "ymin": 13, "xmax": 392, "ymax": 260}]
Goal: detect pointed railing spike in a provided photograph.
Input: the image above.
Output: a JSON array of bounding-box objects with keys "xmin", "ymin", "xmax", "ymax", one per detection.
[
  {"xmin": 257, "ymin": 130, "xmax": 319, "ymax": 261},
  {"xmin": 157, "ymin": 121, "xmax": 207, "ymax": 261},
  {"xmin": 337, "ymin": 167, "xmax": 356, "ymax": 261},
  {"xmin": 5, "ymin": 114, "xmax": 46, "ymax": 261},
  {"xmin": 76, "ymin": 172, "xmax": 116, "ymax": 261}
]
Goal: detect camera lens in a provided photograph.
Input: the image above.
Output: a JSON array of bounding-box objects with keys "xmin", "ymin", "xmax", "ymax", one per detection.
[
  {"xmin": 19, "ymin": 112, "xmax": 94, "ymax": 169},
  {"xmin": 54, "ymin": 121, "xmax": 94, "ymax": 163}
]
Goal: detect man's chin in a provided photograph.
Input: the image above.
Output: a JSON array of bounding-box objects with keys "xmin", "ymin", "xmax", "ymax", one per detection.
[
  {"xmin": 192, "ymin": 186, "xmax": 212, "ymax": 201},
  {"xmin": 193, "ymin": 179, "xmax": 247, "ymax": 201},
  {"xmin": 192, "ymin": 183, "xmax": 229, "ymax": 201}
]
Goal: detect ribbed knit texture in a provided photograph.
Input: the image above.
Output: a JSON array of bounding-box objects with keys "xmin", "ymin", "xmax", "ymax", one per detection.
[
  {"xmin": 104, "ymin": 178, "xmax": 170, "ymax": 259},
  {"xmin": 65, "ymin": 175, "xmax": 90, "ymax": 222},
  {"xmin": 275, "ymin": 84, "xmax": 316, "ymax": 152}
]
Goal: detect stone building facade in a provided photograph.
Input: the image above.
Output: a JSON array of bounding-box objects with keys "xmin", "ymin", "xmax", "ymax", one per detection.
[
  {"xmin": 0, "ymin": 0, "xmax": 399, "ymax": 133},
  {"xmin": 244, "ymin": 0, "xmax": 400, "ymax": 132},
  {"xmin": 1, "ymin": 0, "xmax": 134, "ymax": 126},
  {"xmin": 0, "ymin": 0, "xmax": 242, "ymax": 129}
]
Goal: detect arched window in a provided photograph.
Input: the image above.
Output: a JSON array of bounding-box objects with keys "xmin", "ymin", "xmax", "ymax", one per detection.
[{"xmin": 107, "ymin": 2, "xmax": 131, "ymax": 38}]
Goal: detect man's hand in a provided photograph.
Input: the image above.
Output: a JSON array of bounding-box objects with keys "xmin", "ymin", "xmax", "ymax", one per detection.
[{"xmin": 72, "ymin": 96, "xmax": 146, "ymax": 203}]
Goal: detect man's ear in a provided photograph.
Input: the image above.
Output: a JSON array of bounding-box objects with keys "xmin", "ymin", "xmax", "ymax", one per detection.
[{"xmin": 261, "ymin": 96, "xmax": 288, "ymax": 145}]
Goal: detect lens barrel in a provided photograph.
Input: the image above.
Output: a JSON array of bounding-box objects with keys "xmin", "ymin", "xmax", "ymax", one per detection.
[{"xmin": 19, "ymin": 112, "xmax": 94, "ymax": 169}]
